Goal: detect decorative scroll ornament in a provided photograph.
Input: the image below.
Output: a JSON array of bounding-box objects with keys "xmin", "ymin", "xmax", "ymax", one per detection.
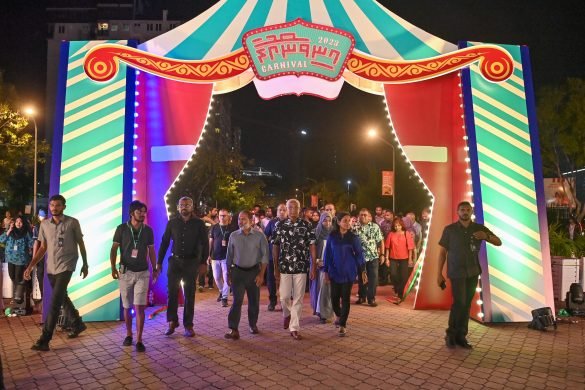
[
  {"xmin": 346, "ymin": 45, "xmax": 514, "ymax": 83},
  {"xmin": 84, "ymin": 44, "xmax": 250, "ymax": 83},
  {"xmin": 84, "ymin": 43, "xmax": 513, "ymax": 85}
]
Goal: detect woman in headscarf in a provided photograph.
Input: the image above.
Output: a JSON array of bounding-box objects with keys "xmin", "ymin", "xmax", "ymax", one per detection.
[
  {"xmin": 0, "ymin": 216, "xmax": 34, "ymax": 310},
  {"xmin": 310, "ymin": 212, "xmax": 333, "ymax": 322}
]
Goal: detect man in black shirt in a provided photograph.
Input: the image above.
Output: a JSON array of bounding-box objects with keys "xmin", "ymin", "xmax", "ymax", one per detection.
[
  {"xmin": 110, "ymin": 200, "xmax": 157, "ymax": 352},
  {"xmin": 437, "ymin": 201, "xmax": 501, "ymax": 349},
  {"xmin": 208, "ymin": 209, "xmax": 234, "ymax": 307},
  {"xmin": 157, "ymin": 197, "xmax": 209, "ymax": 337}
]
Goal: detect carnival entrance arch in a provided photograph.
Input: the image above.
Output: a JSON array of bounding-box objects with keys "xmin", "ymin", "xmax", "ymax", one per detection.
[{"xmin": 51, "ymin": 0, "xmax": 552, "ymax": 324}]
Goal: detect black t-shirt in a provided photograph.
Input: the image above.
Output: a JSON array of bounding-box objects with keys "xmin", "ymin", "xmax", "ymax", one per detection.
[
  {"xmin": 209, "ymin": 224, "xmax": 233, "ymax": 260},
  {"xmin": 439, "ymin": 221, "xmax": 494, "ymax": 279},
  {"xmin": 113, "ymin": 222, "xmax": 155, "ymax": 272}
]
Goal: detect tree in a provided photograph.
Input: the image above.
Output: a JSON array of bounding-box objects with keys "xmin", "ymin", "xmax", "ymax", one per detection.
[
  {"xmin": 0, "ymin": 71, "xmax": 50, "ymax": 209},
  {"xmin": 538, "ymin": 78, "xmax": 585, "ymax": 220}
]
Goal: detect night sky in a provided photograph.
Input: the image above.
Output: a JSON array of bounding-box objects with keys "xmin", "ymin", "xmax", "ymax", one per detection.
[{"xmin": 1, "ymin": 0, "xmax": 584, "ymax": 207}]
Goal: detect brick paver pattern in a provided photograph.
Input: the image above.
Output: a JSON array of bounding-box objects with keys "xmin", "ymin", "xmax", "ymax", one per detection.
[{"xmin": 1, "ymin": 285, "xmax": 584, "ymax": 389}]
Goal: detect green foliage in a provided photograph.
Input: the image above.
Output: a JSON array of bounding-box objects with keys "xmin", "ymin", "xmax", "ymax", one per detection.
[
  {"xmin": 0, "ymin": 71, "xmax": 50, "ymax": 207},
  {"xmin": 548, "ymin": 223, "xmax": 578, "ymax": 257}
]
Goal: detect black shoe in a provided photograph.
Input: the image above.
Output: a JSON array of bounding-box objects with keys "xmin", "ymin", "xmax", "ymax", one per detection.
[
  {"xmin": 136, "ymin": 342, "xmax": 146, "ymax": 352},
  {"xmin": 122, "ymin": 336, "xmax": 133, "ymax": 346},
  {"xmin": 456, "ymin": 338, "xmax": 473, "ymax": 349},
  {"xmin": 68, "ymin": 322, "xmax": 87, "ymax": 339},
  {"xmin": 444, "ymin": 335, "xmax": 456, "ymax": 349},
  {"xmin": 267, "ymin": 303, "xmax": 275, "ymax": 312},
  {"xmin": 249, "ymin": 325, "xmax": 259, "ymax": 334},
  {"xmin": 354, "ymin": 298, "xmax": 365, "ymax": 305},
  {"xmin": 217, "ymin": 293, "xmax": 222, "ymax": 302},
  {"xmin": 165, "ymin": 321, "xmax": 179, "ymax": 336},
  {"xmin": 222, "ymin": 299, "xmax": 228, "ymax": 308},
  {"xmin": 31, "ymin": 340, "xmax": 50, "ymax": 351},
  {"xmin": 368, "ymin": 300, "xmax": 378, "ymax": 307}
]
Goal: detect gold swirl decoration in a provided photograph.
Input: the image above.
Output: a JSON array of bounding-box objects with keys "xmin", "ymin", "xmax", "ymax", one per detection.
[
  {"xmin": 84, "ymin": 44, "xmax": 251, "ymax": 83},
  {"xmin": 346, "ymin": 45, "xmax": 514, "ymax": 84}
]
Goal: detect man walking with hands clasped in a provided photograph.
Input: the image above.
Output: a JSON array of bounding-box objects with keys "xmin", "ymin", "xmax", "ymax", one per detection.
[
  {"xmin": 110, "ymin": 200, "xmax": 158, "ymax": 352},
  {"xmin": 224, "ymin": 211, "xmax": 269, "ymax": 340}
]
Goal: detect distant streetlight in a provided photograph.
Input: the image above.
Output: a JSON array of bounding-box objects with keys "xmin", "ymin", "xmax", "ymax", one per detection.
[
  {"xmin": 295, "ymin": 188, "xmax": 306, "ymax": 207},
  {"xmin": 24, "ymin": 106, "xmax": 38, "ymax": 215},
  {"xmin": 367, "ymin": 128, "xmax": 395, "ymax": 212},
  {"xmin": 346, "ymin": 180, "xmax": 352, "ymax": 209},
  {"xmin": 300, "ymin": 129, "xmax": 308, "ymax": 136}
]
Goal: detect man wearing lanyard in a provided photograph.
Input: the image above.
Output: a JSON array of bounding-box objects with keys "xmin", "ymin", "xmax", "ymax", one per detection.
[
  {"xmin": 110, "ymin": 200, "xmax": 158, "ymax": 352},
  {"xmin": 24, "ymin": 194, "xmax": 88, "ymax": 351},
  {"xmin": 157, "ymin": 197, "xmax": 209, "ymax": 337},
  {"xmin": 224, "ymin": 211, "xmax": 269, "ymax": 339},
  {"xmin": 208, "ymin": 209, "xmax": 234, "ymax": 308}
]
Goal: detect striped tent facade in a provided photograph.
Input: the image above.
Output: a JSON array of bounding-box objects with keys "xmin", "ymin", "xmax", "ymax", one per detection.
[
  {"xmin": 51, "ymin": 0, "xmax": 552, "ymax": 321},
  {"xmin": 49, "ymin": 40, "xmax": 135, "ymax": 321}
]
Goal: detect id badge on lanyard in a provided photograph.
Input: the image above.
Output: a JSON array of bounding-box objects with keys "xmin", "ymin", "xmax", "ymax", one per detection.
[{"xmin": 128, "ymin": 223, "xmax": 143, "ymax": 259}]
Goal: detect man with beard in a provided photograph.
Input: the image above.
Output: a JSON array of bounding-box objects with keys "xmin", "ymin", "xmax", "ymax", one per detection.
[
  {"xmin": 157, "ymin": 197, "xmax": 209, "ymax": 337},
  {"xmin": 224, "ymin": 211, "xmax": 269, "ymax": 340},
  {"xmin": 24, "ymin": 195, "xmax": 88, "ymax": 351},
  {"xmin": 110, "ymin": 200, "xmax": 158, "ymax": 352},
  {"xmin": 437, "ymin": 201, "xmax": 501, "ymax": 349}
]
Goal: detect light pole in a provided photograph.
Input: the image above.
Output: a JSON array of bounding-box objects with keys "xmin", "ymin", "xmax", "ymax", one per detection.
[
  {"xmin": 295, "ymin": 188, "xmax": 305, "ymax": 207},
  {"xmin": 367, "ymin": 129, "xmax": 395, "ymax": 212},
  {"xmin": 346, "ymin": 180, "xmax": 351, "ymax": 210},
  {"xmin": 24, "ymin": 107, "xmax": 38, "ymax": 216}
]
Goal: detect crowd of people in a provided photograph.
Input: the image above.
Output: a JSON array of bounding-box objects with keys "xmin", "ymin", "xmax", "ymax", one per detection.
[
  {"xmin": 0, "ymin": 209, "xmax": 48, "ymax": 316},
  {"xmin": 1, "ymin": 194, "xmax": 502, "ymax": 355}
]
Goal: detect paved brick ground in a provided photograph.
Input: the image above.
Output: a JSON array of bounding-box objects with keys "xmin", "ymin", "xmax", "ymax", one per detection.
[{"xmin": 1, "ymin": 285, "xmax": 584, "ymax": 389}]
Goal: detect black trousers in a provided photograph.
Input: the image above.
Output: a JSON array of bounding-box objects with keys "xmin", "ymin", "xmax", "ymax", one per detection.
[
  {"xmin": 266, "ymin": 258, "xmax": 277, "ymax": 305},
  {"xmin": 41, "ymin": 271, "xmax": 82, "ymax": 342},
  {"xmin": 390, "ymin": 259, "xmax": 410, "ymax": 298},
  {"xmin": 330, "ymin": 281, "xmax": 352, "ymax": 327},
  {"xmin": 228, "ymin": 267, "xmax": 260, "ymax": 330},
  {"xmin": 198, "ymin": 263, "xmax": 214, "ymax": 288},
  {"xmin": 447, "ymin": 275, "xmax": 478, "ymax": 340},
  {"xmin": 8, "ymin": 263, "xmax": 31, "ymax": 309},
  {"xmin": 167, "ymin": 257, "xmax": 198, "ymax": 327},
  {"xmin": 358, "ymin": 260, "xmax": 378, "ymax": 302},
  {"xmin": 378, "ymin": 262, "xmax": 390, "ymax": 285}
]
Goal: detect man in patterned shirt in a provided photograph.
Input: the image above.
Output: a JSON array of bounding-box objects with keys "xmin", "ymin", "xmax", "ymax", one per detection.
[
  {"xmin": 272, "ymin": 199, "xmax": 317, "ymax": 340},
  {"xmin": 354, "ymin": 208, "xmax": 385, "ymax": 307}
]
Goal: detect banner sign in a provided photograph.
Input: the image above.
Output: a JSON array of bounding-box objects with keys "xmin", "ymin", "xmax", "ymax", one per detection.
[
  {"xmin": 382, "ymin": 170, "xmax": 394, "ymax": 196},
  {"xmin": 243, "ymin": 18, "xmax": 355, "ymax": 81}
]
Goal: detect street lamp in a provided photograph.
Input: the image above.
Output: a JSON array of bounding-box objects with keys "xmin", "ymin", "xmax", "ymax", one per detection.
[
  {"xmin": 346, "ymin": 180, "xmax": 351, "ymax": 210},
  {"xmin": 295, "ymin": 188, "xmax": 305, "ymax": 207},
  {"xmin": 367, "ymin": 129, "xmax": 395, "ymax": 212},
  {"xmin": 24, "ymin": 107, "xmax": 38, "ymax": 216}
]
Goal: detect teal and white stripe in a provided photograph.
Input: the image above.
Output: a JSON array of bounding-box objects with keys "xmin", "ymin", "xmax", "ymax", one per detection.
[
  {"xmin": 140, "ymin": 0, "xmax": 456, "ymax": 60},
  {"xmin": 467, "ymin": 43, "xmax": 547, "ymax": 322},
  {"xmin": 58, "ymin": 40, "xmax": 130, "ymax": 321}
]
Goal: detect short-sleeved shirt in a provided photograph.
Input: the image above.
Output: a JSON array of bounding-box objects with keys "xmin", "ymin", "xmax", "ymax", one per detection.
[
  {"xmin": 209, "ymin": 224, "xmax": 234, "ymax": 260},
  {"xmin": 37, "ymin": 215, "xmax": 84, "ymax": 275},
  {"xmin": 113, "ymin": 222, "xmax": 155, "ymax": 272},
  {"xmin": 271, "ymin": 218, "xmax": 316, "ymax": 274},
  {"xmin": 439, "ymin": 221, "xmax": 495, "ymax": 279},
  {"xmin": 226, "ymin": 228, "xmax": 269, "ymax": 268},
  {"xmin": 353, "ymin": 222, "xmax": 384, "ymax": 262}
]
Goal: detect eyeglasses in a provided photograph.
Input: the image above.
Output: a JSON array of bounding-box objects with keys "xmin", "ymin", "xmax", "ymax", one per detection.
[
  {"xmin": 219, "ymin": 214, "xmax": 229, "ymax": 218},
  {"xmin": 359, "ymin": 214, "xmax": 368, "ymax": 217}
]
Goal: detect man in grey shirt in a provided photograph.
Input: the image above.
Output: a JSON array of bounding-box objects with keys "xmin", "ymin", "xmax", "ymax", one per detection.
[
  {"xmin": 24, "ymin": 194, "xmax": 89, "ymax": 351},
  {"xmin": 224, "ymin": 210, "xmax": 269, "ymax": 340}
]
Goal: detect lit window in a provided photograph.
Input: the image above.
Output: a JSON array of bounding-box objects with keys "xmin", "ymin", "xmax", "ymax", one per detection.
[{"xmin": 98, "ymin": 22, "xmax": 109, "ymax": 31}]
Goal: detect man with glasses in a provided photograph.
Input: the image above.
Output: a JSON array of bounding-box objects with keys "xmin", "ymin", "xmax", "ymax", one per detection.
[
  {"xmin": 272, "ymin": 199, "xmax": 316, "ymax": 340},
  {"xmin": 157, "ymin": 197, "xmax": 209, "ymax": 337},
  {"xmin": 354, "ymin": 209, "xmax": 384, "ymax": 307},
  {"xmin": 264, "ymin": 203, "xmax": 287, "ymax": 311},
  {"xmin": 208, "ymin": 209, "xmax": 234, "ymax": 307},
  {"xmin": 110, "ymin": 200, "xmax": 158, "ymax": 352}
]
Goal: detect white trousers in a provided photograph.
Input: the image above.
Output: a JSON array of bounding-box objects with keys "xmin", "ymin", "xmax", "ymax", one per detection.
[
  {"xmin": 211, "ymin": 260, "xmax": 229, "ymax": 299},
  {"xmin": 280, "ymin": 273, "xmax": 307, "ymax": 332}
]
